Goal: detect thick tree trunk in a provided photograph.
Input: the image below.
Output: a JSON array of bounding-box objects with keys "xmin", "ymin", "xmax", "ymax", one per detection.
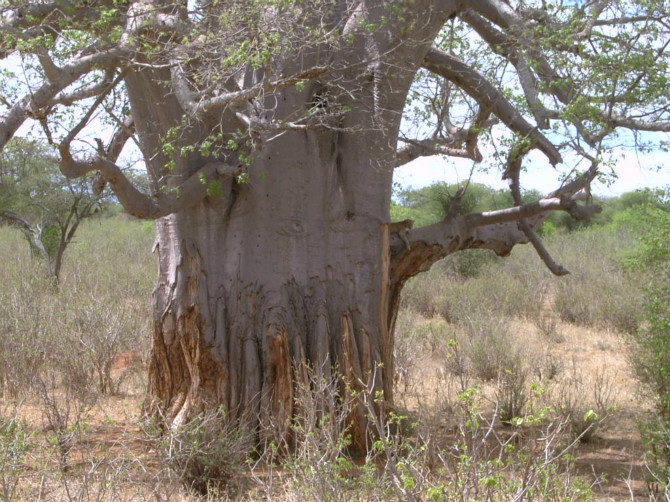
[{"xmin": 148, "ymin": 127, "xmax": 397, "ymax": 452}]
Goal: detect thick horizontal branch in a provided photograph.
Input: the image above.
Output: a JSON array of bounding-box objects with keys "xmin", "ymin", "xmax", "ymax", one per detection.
[
  {"xmin": 464, "ymin": 196, "xmax": 600, "ymax": 228},
  {"xmin": 395, "ymin": 138, "xmax": 475, "ymax": 167},
  {"xmin": 389, "ymin": 163, "xmax": 599, "ymax": 281},
  {"xmin": 422, "ymin": 47, "xmax": 562, "ymax": 165},
  {"xmin": 59, "ymin": 149, "xmax": 244, "ymax": 219},
  {"xmin": 51, "ymin": 74, "xmax": 116, "ymax": 106},
  {"xmin": 605, "ymin": 113, "xmax": 670, "ymax": 133}
]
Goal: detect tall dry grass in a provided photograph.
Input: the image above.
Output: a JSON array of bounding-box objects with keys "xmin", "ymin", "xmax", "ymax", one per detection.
[{"xmin": 0, "ymin": 215, "xmax": 652, "ymax": 500}]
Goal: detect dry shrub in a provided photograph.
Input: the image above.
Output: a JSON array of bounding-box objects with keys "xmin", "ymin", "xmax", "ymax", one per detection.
[
  {"xmin": 271, "ymin": 367, "xmax": 594, "ymax": 501},
  {"xmin": 159, "ymin": 407, "xmax": 254, "ymax": 496},
  {"xmin": 393, "ymin": 310, "xmax": 447, "ymax": 395},
  {"xmin": 545, "ymin": 228, "xmax": 642, "ymax": 334},
  {"xmin": 36, "ymin": 370, "xmax": 95, "ymax": 472},
  {"xmin": 0, "ymin": 220, "xmax": 152, "ymax": 400},
  {"xmin": 549, "ymin": 363, "xmax": 616, "ymax": 443},
  {"xmin": 497, "ymin": 368, "xmax": 530, "ymax": 423},
  {"xmin": 432, "ymin": 269, "xmax": 541, "ymax": 326},
  {"xmin": 455, "ymin": 314, "xmax": 528, "ymax": 382},
  {"xmin": 534, "ymin": 309, "xmax": 565, "ymax": 343},
  {"xmin": 278, "ymin": 369, "xmax": 358, "ymax": 502},
  {"xmin": 0, "ymin": 407, "xmax": 29, "ymax": 501},
  {"xmin": 400, "ymin": 270, "xmax": 449, "ymax": 318},
  {"xmin": 553, "ymin": 275, "xmax": 641, "ymax": 334}
]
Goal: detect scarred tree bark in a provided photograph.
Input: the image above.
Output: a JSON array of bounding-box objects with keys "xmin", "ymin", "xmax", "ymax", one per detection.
[
  {"xmin": 130, "ymin": 48, "xmax": 421, "ymax": 448},
  {"xmin": 147, "ymin": 127, "xmax": 400, "ymax": 451}
]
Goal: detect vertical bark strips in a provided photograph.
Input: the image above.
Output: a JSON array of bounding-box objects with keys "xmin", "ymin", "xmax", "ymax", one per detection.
[
  {"xmin": 128, "ymin": 2, "xmax": 455, "ymax": 453},
  {"xmin": 147, "ymin": 126, "xmax": 397, "ymax": 452}
]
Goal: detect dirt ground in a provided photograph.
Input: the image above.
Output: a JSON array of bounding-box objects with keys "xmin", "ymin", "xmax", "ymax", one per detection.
[{"xmin": 0, "ymin": 319, "xmax": 660, "ymax": 501}]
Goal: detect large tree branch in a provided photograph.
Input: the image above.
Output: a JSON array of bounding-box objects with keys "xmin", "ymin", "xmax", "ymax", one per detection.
[
  {"xmin": 395, "ymin": 138, "xmax": 476, "ymax": 167},
  {"xmin": 54, "ymin": 67, "xmax": 243, "ymax": 220},
  {"xmin": 503, "ymin": 144, "xmax": 569, "ymax": 275},
  {"xmin": 0, "ymin": 48, "xmax": 130, "ymax": 150},
  {"xmin": 422, "ymin": 47, "xmax": 562, "ymax": 165},
  {"xmin": 50, "ymin": 71, "xmax": 117, "ymax": 106},
  {"xmin": 458, "ymin": 10, "xmax": 553, "ymax": 128},
  {"xmin": 397, "ymin": 108, "xmax": 497, "ymax": 166},
  {"xmin": 60, "ymin": 138, "xmax": 244, "ymax": 219},
  {"xmin": 389, "ymin": 162, "xmax": 599, "ymax": 282}
]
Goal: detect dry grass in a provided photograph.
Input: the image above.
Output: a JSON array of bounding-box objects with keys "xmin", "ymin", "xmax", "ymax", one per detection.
[{"xmin": 0, "ymin": 218, "xmax": 661, "ymax": 501}]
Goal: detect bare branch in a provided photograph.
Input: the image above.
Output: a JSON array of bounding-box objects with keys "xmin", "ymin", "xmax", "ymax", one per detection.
[
  {"xmin": 59, "ymin": 70, "xmax": 127, "ymax": 152},
  {"xmin": 459, "ymin": 10, "xmax": 553, "ymax": 128},
  {"xmin": 171, "ymin": 64, "xmax": 328, "ymax": 117},
  {"xmin": 60, "ymin": 147, "xmax": 244, "ymax": 219},
  {"xmin": 51, "ymin": 71, "xmax": 116, "ymax": 106},
  {"xmin": 53, "ymin": 67, "xmax": 245, "ymax": 220},
  {"xmin": 505, "ymin": 144, "xmax": 569, "ymax": 275},
  {"xmin": 604, "ymin": 112, "xmax": 670, "ymax": 133},
  {"xmin": 0, "ymin": 48, "xmax": 130, "ymax": 150},
  {"xmin": 395, "ymin": 138, "xmax": 476, "ymax": 167},
  {"xmin": 390, "ymin": 161, "xmax": 600, "ymax": 280},
  {"xmin": 464, "ymin": 107, "xmax": 491, "ymax": 162},
  {"xmin": 422, "ymin": 47, "xmax": 562, "ymax": 165},
  {"xmin": 106, "ymin": 115, "xmax": 135, "ymax": 161}
]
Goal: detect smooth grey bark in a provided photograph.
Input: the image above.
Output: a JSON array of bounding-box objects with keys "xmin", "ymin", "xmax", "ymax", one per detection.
[{"xmin": 137, "ymin": 74, "xmax": 412, "ymax": 450}]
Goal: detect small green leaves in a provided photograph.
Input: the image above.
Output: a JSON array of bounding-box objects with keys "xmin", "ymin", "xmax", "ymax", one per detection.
[
  {"xmin": 583, "ymin": 409, "xmax": 600, "ymax": 423},
  {"xmin": 206, "ymin": 180, "xmax": 223, "ymax": 198}
]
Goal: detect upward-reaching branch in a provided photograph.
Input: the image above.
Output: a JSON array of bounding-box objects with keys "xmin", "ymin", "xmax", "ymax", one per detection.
[{"xmin": 422, "ymin": 48, "xmax": 562, "ymax": 165}]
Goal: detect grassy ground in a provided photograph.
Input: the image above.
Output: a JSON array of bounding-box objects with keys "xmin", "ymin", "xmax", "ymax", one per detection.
[{"xmin": 0, "ymin": 216, "xmax": 661, "ymax": 501}]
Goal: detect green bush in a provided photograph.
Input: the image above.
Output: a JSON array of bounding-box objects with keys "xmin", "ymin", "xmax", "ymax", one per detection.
[
  {"xmin": 0, "ymin": 412, "xmax": 30, "ymax": 500},
  {"xmin": 623, "ymin": 202, "xmax": 670, "ymax": 484}
]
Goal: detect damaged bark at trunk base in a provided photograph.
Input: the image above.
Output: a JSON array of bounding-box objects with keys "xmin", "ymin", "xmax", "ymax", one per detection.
[
  {"xmin": 146, "ymin": 159, "xmax": 398, "ymax": 454},
  {"xmin": 148, "ymin": 278, "xmax": 393, "ymax": 453}
]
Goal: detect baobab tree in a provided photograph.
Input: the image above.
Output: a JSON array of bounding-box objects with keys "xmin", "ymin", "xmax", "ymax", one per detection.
[{"xmin": 2, "ymin": 0, "xmax": 669, "ymax": 451}]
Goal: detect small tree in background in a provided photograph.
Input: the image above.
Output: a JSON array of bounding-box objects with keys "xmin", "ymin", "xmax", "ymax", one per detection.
[{"xmin": 0, "ymin": 138, "xmax": 107, "ymax": 284}]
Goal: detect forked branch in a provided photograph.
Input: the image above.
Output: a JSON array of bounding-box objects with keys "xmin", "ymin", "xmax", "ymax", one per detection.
[
  {"xmin": 390, "ymin": 161, "xmax": 600, "ymax": 281},
  {"xmin": 422, "ymin": 47, "xmax": 561, "ymax": 165}
]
